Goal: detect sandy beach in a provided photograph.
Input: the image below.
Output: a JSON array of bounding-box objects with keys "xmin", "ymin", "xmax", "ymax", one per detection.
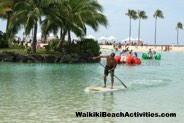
[{"xmin": 100, "ymin": 45, "xmax": 184, "ymax": 52}]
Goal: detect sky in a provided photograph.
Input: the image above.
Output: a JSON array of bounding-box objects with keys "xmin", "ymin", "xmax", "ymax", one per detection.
[{"xmin": 1, "ymin": 0, "xmax": 184, "ymax": 45}]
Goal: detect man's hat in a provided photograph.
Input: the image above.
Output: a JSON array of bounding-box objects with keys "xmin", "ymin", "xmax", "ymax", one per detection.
[{"xmin": 110, "ymin": 52, "xmax": 115, "ymax": 57}]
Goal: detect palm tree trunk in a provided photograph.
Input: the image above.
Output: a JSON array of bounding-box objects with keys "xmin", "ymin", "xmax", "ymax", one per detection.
[
  {"xmin": 56, "ymin": 28, "xmax": 67, "ymax": 49},
  {"xmin": 5, "ymin": 12, "xmax": 12, "ymax": 48},
  {"xmin": 129, "ymin": 17, "xmax": 131, "ymax": 42},
  {"xmin": 154, "ymin": 17, "xmax": 157, "ymax": 46},
  {"xmin": 177, "ymin": 29, "xmax": 179, "ymax": 46},
  {"xmin": 60, "ymin": 28, "xmax": 63, "ymax": 40},
  {"xmin": 68, "ymin": 29, "xmax": 71, "ymax": 44},
  {"xmin": 6, "ymin": 13, "xmax": 10, "ymax": 34},
  {"xmin": 32, "ymin": 22, "xmax": 38, "ymax": 53},
  {"xmin": 138, "ymin": 18, "xmax": 141, "ymax": 43}
]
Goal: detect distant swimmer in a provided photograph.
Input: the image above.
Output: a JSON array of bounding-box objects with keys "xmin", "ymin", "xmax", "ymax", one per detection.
[
  {"xmin": 147, "ymin": 49, "xmax": 153, "ymax": 58},
  {"xmin": 152, "ymin": 50, "xmax": 156, "ymax": 58},
  {"xmin": 134, "ymin": 52, "xmax": 138, "ymax": 57},
  {"xmin": 93, "ymin": 53, "xmax": 117, "ymax": 89},
  {"xmin": 129, "ymin": 50, "xmax": 133, "ymax": 56}
]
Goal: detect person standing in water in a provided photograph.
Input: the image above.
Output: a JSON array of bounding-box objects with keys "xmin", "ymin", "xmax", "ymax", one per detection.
[
  {"xmin": 147, "ymin": 49, "xmax": 153, "ymax": 58},
  {"xmin": 93, "ymin": 53, "xmax": 117, "ymax": 89}
]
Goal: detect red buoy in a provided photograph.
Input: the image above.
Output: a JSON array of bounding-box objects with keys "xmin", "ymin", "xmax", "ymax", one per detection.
[
  {"xmin": 126, "ymin": 55, "xmax": 136, "ymax": 65},
  {"xmin": 115, "ymin": 56, "xmax": 122, "ymax": 64},
  {"xmin": 134, "ymin": 57, "xmax": 141, "ymax": 64}
]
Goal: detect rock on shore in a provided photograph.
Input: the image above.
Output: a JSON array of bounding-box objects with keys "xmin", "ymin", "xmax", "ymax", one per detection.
[{"xmin": 0, "ymin": 51, "xmax": 96, "ymax": 63}]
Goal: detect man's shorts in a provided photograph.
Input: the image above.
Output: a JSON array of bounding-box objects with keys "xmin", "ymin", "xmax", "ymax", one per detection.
[{"xmin": 104, "ymin": 65, "xmax": 114, "ymax": 76}]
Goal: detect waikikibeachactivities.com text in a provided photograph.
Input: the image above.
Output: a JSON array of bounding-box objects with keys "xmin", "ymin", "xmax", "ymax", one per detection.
[{"xmin": 75, "ymin": 112, "xmax": 176, "ymax": 118}]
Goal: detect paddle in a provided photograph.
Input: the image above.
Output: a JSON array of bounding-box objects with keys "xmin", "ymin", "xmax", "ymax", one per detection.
[{"xmin": 98, "ymin": 62, "xmax": 127, "ymax": 89}]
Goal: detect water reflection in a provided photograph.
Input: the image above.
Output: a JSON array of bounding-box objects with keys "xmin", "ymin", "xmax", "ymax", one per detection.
[{"xmin": 102, "ymin": 92, "xmax": 115, "ymax": 111}]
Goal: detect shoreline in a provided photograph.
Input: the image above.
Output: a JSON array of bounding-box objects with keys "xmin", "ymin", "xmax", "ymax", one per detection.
[
  {"xmin": 0, "ymin": 51, "xmax": 96, "ymax": 63},
  {"xmin": 0, "ymin": 45, "xmax": 183, "ymax": 63},
  {"xmin": 100, "ymin": 45, "xmax": 184, "ymax": 52}
]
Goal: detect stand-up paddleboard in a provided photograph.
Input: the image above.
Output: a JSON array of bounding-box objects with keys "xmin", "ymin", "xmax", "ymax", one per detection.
[{"xmin": 85, "ymin": 86, "xmax": 126, "ymax": 92}]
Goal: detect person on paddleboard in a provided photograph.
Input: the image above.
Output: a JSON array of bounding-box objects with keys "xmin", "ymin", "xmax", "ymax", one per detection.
[{"xmin": 93, "ymin": 53, "xmax": 117, "ymax": 89}]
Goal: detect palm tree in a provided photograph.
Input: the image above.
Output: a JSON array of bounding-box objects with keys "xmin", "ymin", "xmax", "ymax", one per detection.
[
  {"xmin": 41, "ymin": 1, "xmax": 65, "ymax": 40},
  {"xmin": 153, "ymin": 9, "xmax": 164, "ymax": 46},
  {"xmin": 0, "ymin": 7, "xmax": 11, "ymax": 47},
  {"xmin": 42, "ymin": 0, "xmax": 108, "ymax": 49},
  {"xmin": 25, "ymin": 0, "xmax": 44, "ymax": 53},
  {"xmin": 41, "ymin": 17, "xmax": 61, "ymax": 40},
  {"xmin": 0, "ymin": 1, "xmax": 13, "ymax": 33},
  {"xmin": 0, "ymin": 0, "xmax": 27, "ymax": 47},
  {"xmin": 1, "ymin": 0, "xmax": 107, "ymax": 51},
  {"xmin": 13, "ymin": 0, "xmax": 46, "ymax": 53},
  {"xmin": 125, "ymin": 9, "xmax": 137, "ymax": 42},
  {"xmin": 176, "ymin": 22, "xmax": 183, "ymax": 46},
  {"xmin": 0, "ymin": 2, "xmax": 13, "ymax": 47},
  {"xmin": 137, "ymin": 10, "xmax": 148, "ymax": 43}
]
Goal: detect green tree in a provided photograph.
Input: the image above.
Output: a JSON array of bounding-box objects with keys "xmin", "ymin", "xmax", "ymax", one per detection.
[
  {"xmin": 0, "ymin": 0, "xmax": 29, "ymax": 48},
  {"xmin": 137, "ymin": 10, "xmax": 148, "ymax": 43},
  {"xmin": 42, "ymin": 0, "xmax": 108, "ymax": 50},
  {"xmin": 7, "ymin": 3, "xmax": 25, "ymax": 41},
  {"xmin": 0, "ymin": 1, "xmax": 13, "ymax": 34},
  {"xmin": 25, "ymin": 0, "xmax": 43, "ymax": 53},
  {"xmin": 13, "ymin": 0, "xmax": 46, "ymax": 53},
  {"xmin": 0, "ymin": 1, "xmax": 15, "ymax": 47},
  {"xmin": 176, "ymin": 22, "xmax": 183, "ymax": 46},
  {"xmin": 41, "ymin": 1, "xmax": 64, "ymax": 40},
  {"xmin": 125, "ymin": 9, "xmax": 137, "ymax": 42},
  {"xmin": 1, "ymin": 0, "xmax": 107, "ymax": 51},
  {"xmin": 153, "ymin": 9, "xmax": 164, "ymax": 46},
  {"xmin": 41, "ymin": 17, "xmax": 62, "ymax": 40}
]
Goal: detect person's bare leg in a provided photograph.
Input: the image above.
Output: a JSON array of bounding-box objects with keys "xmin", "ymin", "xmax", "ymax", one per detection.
[
  {"xmin": 103, "ymin": 75, "xmax": 107, "ymax": 88},
  {"xmin": 111, "ymin": 74, "xmax": 114, "ymax": 89}
]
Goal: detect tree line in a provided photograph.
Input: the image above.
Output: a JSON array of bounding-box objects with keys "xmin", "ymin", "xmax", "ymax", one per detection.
[
  {"xmin": 0, "ymin": 0, "xmax": 108, "ymax": 53},
  {"xmin": 0, "ymin": 1, "xmax": 183, "ymax": 53}
]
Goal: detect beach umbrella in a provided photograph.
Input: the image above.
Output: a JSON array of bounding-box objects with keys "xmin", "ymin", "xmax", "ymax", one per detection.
[
  {"xmin": 98, "ymin": 36, "xmax": 107, "ymax": 44},
  {"xmin": 135, "ymin": 37, "xmax": 143, "ymax": 41},
  {"xmin": 99, "ymin": 36, "xmax": 107, "ymax": 41},
  {"xmin": 122, "ymin": 37, "xmax": 135, "ymax": 42},
  {"xmin": 85, "ymin": 34, "xmax": 96, "ymax": 40},
  {"xmin": 107, "ymin": 35, "xmax": 116, "ymax": 41},
  {"xmin": 37, "ymin": 32, "xmax": 42, "ymax": 40},
  {"xmin": 135, "ymin": 37, "xmax": 144, "ymax": 45},
  {"xmin": 72, "ymin": 37, "xmax": 81, "ymax": 42},
  {"xmin": 13, "ymin": 34, "xmax": 19, "ymax": 41},
  {"xmin": 49, "ymin": 33, "xmax": 56, "ymax": 39}
]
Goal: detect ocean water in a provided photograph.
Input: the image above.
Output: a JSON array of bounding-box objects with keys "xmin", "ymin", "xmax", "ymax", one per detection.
[{"xmin": 0, "ymin": 52, "xmax": 183, "ymax": 123}]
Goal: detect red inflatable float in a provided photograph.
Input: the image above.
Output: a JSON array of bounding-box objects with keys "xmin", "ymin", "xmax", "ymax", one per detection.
[
  {"xmin": 115, "ymin": 56, "xmax": 123, "ymax": 64},
  {"xmin": 115, "ymin": 55, "xmax": 141, "ymax": 65},
  {"xmin": 134, "ymin": 57, "xmax": 141, "ymax": 64},
  {"xmin": 126, "ymin": 56, "xmax": 136, "ymax": 64}
]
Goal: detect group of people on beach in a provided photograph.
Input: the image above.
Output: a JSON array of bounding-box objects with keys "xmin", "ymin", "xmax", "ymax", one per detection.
[{"xmin": 161, "ymin": 45, "xmax": 170, "ymax": 52}]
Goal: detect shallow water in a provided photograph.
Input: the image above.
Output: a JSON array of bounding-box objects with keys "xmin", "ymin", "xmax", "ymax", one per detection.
[{"xmin": 0, "ymin": 52, "xmax": 183, "ymax": 123}]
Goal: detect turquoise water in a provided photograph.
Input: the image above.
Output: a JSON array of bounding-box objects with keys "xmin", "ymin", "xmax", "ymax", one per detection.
[{"xmin": 0, "ymin": 52, "xmax": 184, "ymax": 123}]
